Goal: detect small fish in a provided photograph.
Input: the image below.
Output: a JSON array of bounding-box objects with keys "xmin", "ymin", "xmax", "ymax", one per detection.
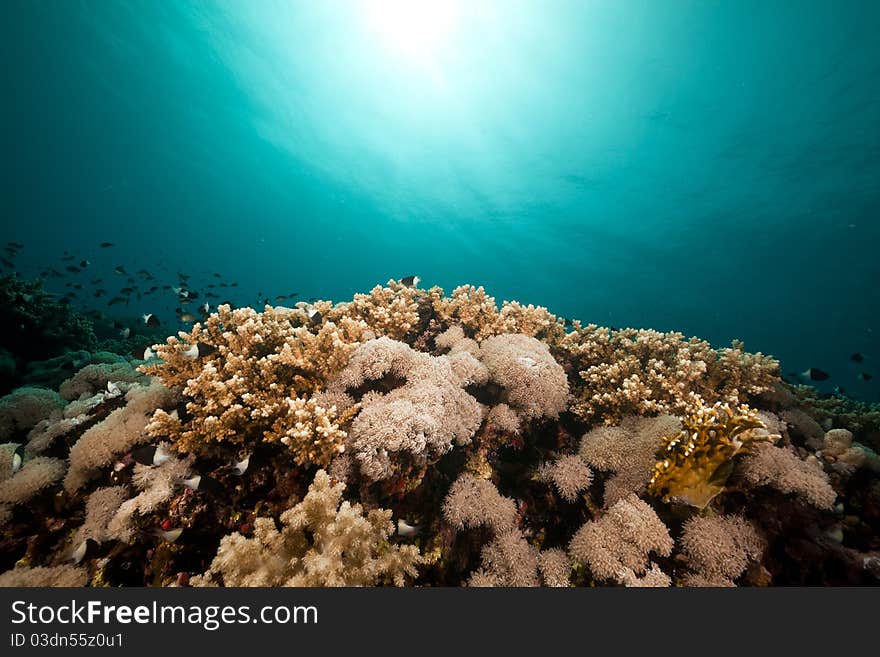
[
  {"xmin": 93, "ymin": 289, "xmax": 106, "ymax": 298},
  {"xmin": 90, "ymin": 278, "xmax": 103, "ymax": 285},
  {"xmin": 99, "ymin": 242, "xmax": 114, "ymax": 248},
  {"xmin": 146, "ymin": 285, "xmax": 159, "ymax": 294},
  {"xmin": 114, "ymin": 266, "xmax": 127, "ymax": 275},
  {"xmin": 212, "ymin": 273, "xmax": 221, "ymax": 278},
  {"xmin": 142, "ymin": 313, "xmax": 160, "ymax": 327},
  {"xmin": 178, "ymin": 312, "xmax": 197, "ymax": 323},
  {"xmin": 61, "ymin": 254, "xmax": 75, "ymax": 262},
  {"xmin": 1, "ymin": 258, "xmax": 13, "ymax": 268},
  {"xmin": 120, "ymin": 287, "xmax": 135, "ymax": 295},
  {"xmin": 131, "ymin": 444, "xmax": 172, "ymax": 467},
  {"xmin": 183, "ymin": 474, "xmax": 222, "ymax": 494},
  {"xmin": 307, "ymin": 307, "xmax": 322, "ymax": 326},
  {"xmin": 8, "ymin": 241, "xmax": 23, "ymax": 249},
  {"xmin": 79, "ymin": 260, "xmax": 90, "ymax": 268},
  {"xmin": 136, "ymin": 269, "xmax": 151, "ymax": 276},
  {"xmin": 155, "ymin": 528, "xmax": 183, "ymax": 543},
  {"xmin": 230, "ymin": 282, "xmax": 238, "ymax": 287},
  {"xmin": 142, "ymin": 346, "xmax": 157, "ymax": 360},
  {"xmin": 71, "ymin": 538, "xmax": 99, "ymax": 564},
  {"xmin": 199, "ymin": 301, "xmax": 210, "ymax": 314},
  {"xmin": 851, "ymin": 353, "xmax": 865, "ymax": 363},
  {"xmin": 859, "ymin": 372, "xmax": 873, "ymax": 381},
  {"xmin": 11, "ymin": 445, "xmax": 24, "ymax": 474},
  {"xmin": 396, "ymin": 519, "xmax": 421, "ymax": 537},
  {"xmin": 119, "ymin": 327, "xmax": 130, "ymax": 338},
  {"xmin": 65, "ymin": 265, "xmax": 81, "ymax": 273},
  {"xmin": 205, "ymin": 292, "xmax": 219, "ymax": 298},
  {"xmin": 801, "ymin": 367, "xmax": 830, "ymax": 381},
  {"xmin": 275, "ymin": 295, "xmax": 287, "ymax": 302},
  {"xmin": 231, "ymin": 455, "xmax": 250, "ymax": 476},
  {"xmin": 400, "ymin": 275, "xmax": 420, "ymax": 287},
  {"xmin": 72, "ymin": 284, "xmax": 82, "ymax": 290},
  {"xmin": 107, "ymin": 296, "xmax": 126, "ymax": 306}
]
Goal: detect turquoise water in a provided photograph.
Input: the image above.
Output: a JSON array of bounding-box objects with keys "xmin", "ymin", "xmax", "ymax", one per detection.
[{"xmin": 3, "ymin": 0, "xmax": 879, "ymax": 398}]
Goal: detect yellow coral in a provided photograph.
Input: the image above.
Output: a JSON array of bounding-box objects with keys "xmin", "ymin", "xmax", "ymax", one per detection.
[{"xmin": 647, "ymin": 403, "xmax": 778, "ymax": 509}]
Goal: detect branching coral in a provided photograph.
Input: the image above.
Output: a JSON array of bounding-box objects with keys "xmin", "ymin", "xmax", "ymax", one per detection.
[
  {"xmin": 333, "ymin": 279, "xmax": 423, "ymax": 340},
  {"xmin": 568, "ymin": 494, "xmax": 673, "ymax": 584},
  {"xmin": 562, "ymin": 325, "xmax": 779, "ymax": 424},
  {"xmin": 329, "ymin": 337, "xmax": 485, "ymax": 481},
  {"xmin": 647, "ymin": 403, "xmax": 779, "ymax": 509},
  {"xmin": 193, "ymin": 470, "xmax": 421, "ymax": 586},
  {"xmin": 142, "ymin": 304, "xmax": 368, "ymax": 462}
]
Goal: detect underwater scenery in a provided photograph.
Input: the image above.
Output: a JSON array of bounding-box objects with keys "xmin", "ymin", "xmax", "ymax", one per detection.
[{"xmin": 1, "ymin": 0, "xmax": 879, "ymax": 587}]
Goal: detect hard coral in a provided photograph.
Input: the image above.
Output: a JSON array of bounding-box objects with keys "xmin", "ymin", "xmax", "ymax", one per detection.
[
  {"xmin": 563, "ymin": 324, "xmax": 779, "ymax": 425},
  {"xmin": 647, "ymin": 403, "xmax": 778, "ymax": 509},
  {"xmin": 193, "ymin": 470, "xmax": 421, "ymax": 586},
  {"xmin": 142, "ymin": 304, "xmax": 368, "ymax": 463}
]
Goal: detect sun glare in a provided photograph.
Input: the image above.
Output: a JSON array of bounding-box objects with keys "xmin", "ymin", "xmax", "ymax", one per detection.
[{"xmin": 363, "ymin": 0, "xmax": 461, "ymax": 62}]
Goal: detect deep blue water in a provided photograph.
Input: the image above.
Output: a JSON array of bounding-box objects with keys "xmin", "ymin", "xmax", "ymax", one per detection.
[{"xmin": 3, "ymin": 0, "xmax": 879, "ymax": 399}]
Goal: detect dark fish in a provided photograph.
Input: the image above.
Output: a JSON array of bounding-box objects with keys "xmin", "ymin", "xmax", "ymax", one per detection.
[
  {"xmin": 99, "ymin": 242, "xmax": 114, "ymax": 248},
  {"xmin": 207, "ymin": 284, "xmax": 216, "ymax": 288},
  {"xmin": 199, "ymin": 302, "xmax": 210, "ymax": 314},
  {"xmin": 136, "ymin": 269, "xmax": 151, "ymax": 276},
  {"xmin": 48, "ymin": 268, "xmax": 63, "ymax": 278},
  {"xmin": 182, "ymin": 474, "xmax": 222, "ymax": 494},
  {"xmin": 107, "ymin": 296, "xmax": 126, "ymax": 306},
  {"xmin": 859, "ymin": 372, "xmax": 873, "ymax": 381},
  {"xmin": 120, "ymin": 287, "xmax": 135, "ymax": 295},
  {"xmin": 93, "ymin": 289, "xmax": 106, "ymax": 298},
  {"xmin": 196, "ymin": 342, "xmax": 217, "ymax": 357},
  {"xmin": 851, "ymin": 352, "xmax": 865, "ymax": 363},
  {"xmin": 219, "ymin": 282, "xmax": 228, "ymax": 288},
  {"xmin": 65, "ymin": 266, "xmax": 81, "ymax": 273},
  {"xmin": 146, "ymin": 285, "xmax": 159, "ymax": 294},
  {"xmin": 114, "ymin": 266, "xmax": 127, "ymax": 275},
  {"xmin": 61, "ymin": 255, "xmax": 75, "ymax": 262},
  {"xmin": 79, "ymin": 260, "xmax": 90, "ymax": 268},
  {"xmin": 230, "ymin": 282, "xmax": 238, "ymax": 287},
  {"xmin": 275, "ymin": 295, "xmax": 287, "ymax": 302},
  {"xmin": 90, "ymin": 278, "xmax": 103, "ymax": 285},
  {"xmin": 8, "ymin": 241, "xmax": 23, "ymax": 249},
  {"xmin": 205, "ymin": 292, "xmax": 219, "ymax": 298},
  {"xmin": 400, "ymin": 275, "xmax": 420, "ymax": 287},
  {"xmin": 73, "ymin": 284, "xmax": 82, "ymax": 290},
  {"xmin": 1, "ymin": 258, "xmax": 13, "ymax": 268},
  {"xmin": 142, "ymin": 313, "xmax": 160, "ymax": 327},
  {"xmin": 308, "ymin": 307, "xmax": 322, "ymax": 326},
  {"xmin": 801, "ymin": 367, "xmax": 830, "ymax": 381},
  {"xmin": 212, "ymin": 273, "xmax": 221, "ymax": 278}
]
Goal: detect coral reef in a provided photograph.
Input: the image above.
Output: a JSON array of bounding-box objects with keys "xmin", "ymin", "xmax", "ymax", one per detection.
[
  {"xmin": 193, "ymin": 470, "xmax": 421, "ymax": 586},
  {"xmin": 0, "ymin": 279, "xmax": 877, "ymax": 588},
  {"xmin": 647, "ymin": 403, "xmax": 778, "ymax": 508}
]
